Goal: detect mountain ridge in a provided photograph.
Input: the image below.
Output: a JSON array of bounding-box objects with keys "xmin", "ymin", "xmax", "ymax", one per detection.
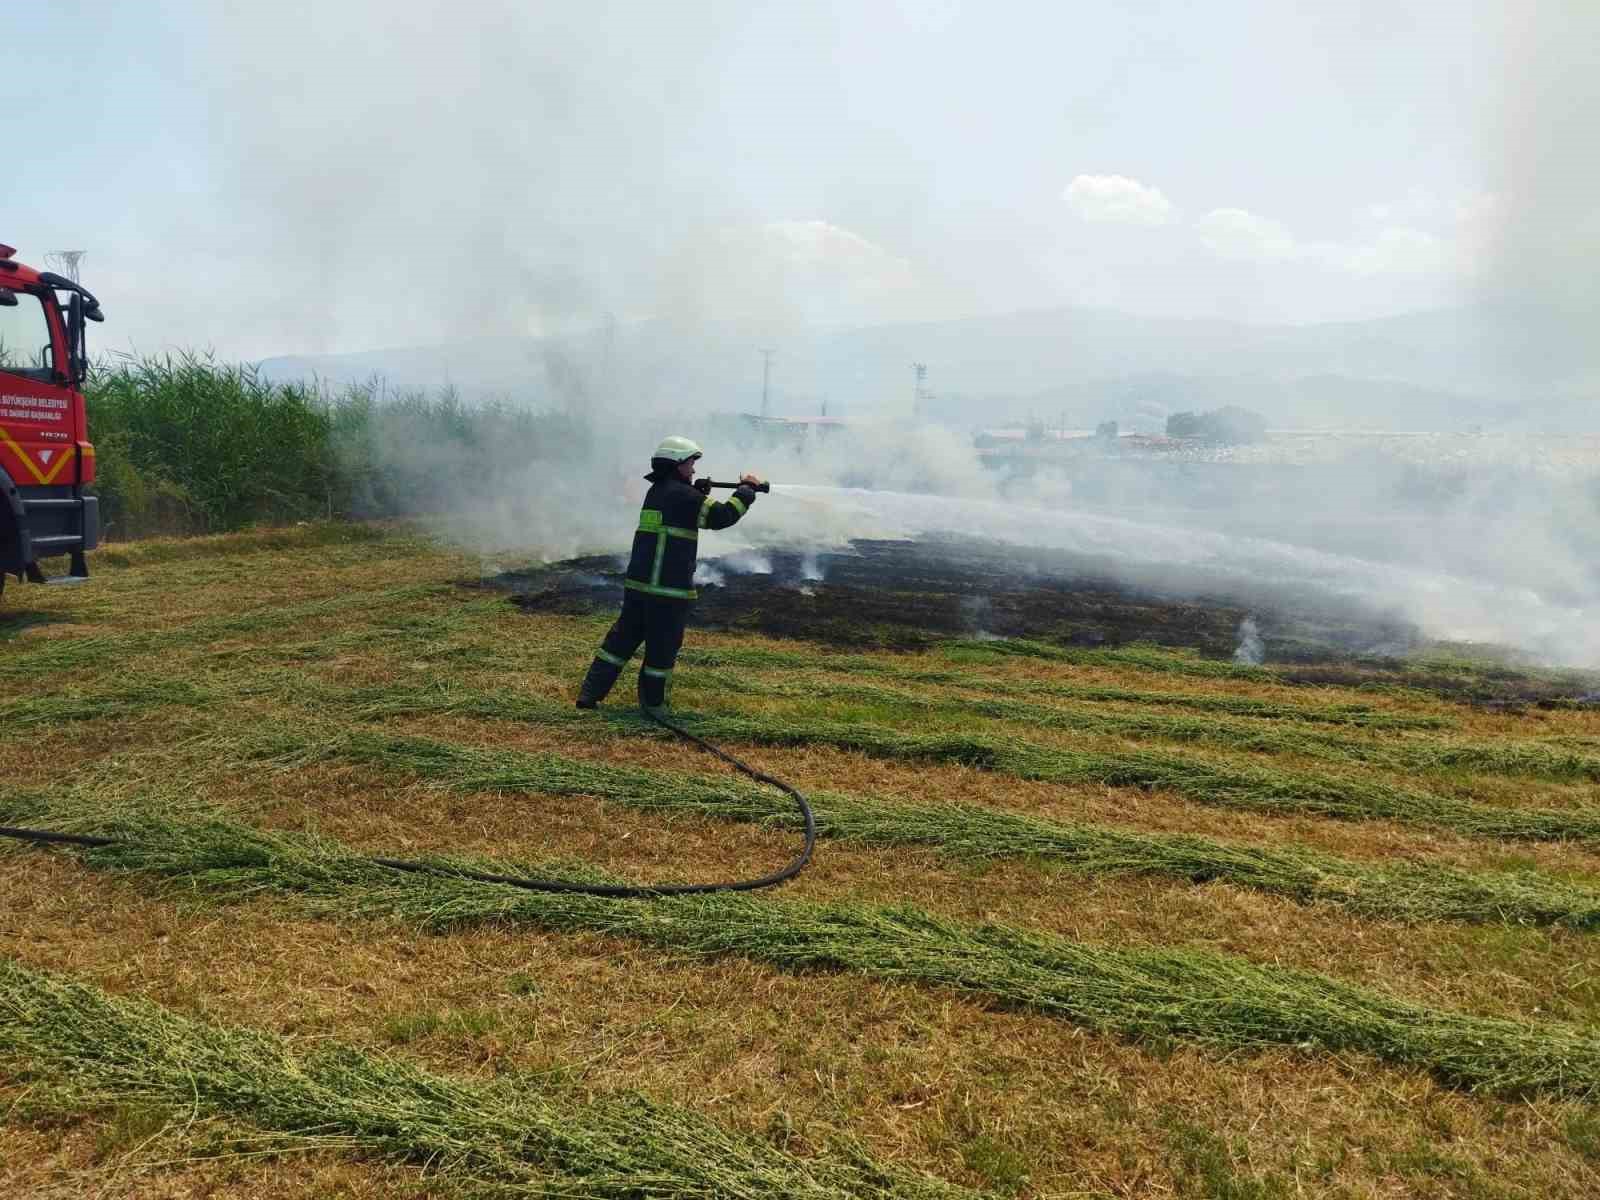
[{"xmin": 257, "ymin": 302, "xmax": 1595, "ymax": 432}]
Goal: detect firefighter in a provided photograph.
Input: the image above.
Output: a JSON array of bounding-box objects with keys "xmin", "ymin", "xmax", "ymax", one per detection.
[{"xmin": 576, "ymin": 436, "xmax": 762, "ymax": 713}]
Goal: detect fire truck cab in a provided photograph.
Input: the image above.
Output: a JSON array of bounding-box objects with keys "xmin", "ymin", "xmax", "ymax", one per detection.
[{"xmin": 0, "ymin": 243, "xmax": 102, "ymax": 599}]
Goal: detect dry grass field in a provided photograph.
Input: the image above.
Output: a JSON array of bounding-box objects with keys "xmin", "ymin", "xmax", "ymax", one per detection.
[{"xmin": 4, "ymin": 523, "xmax": 1600, "ymax": 1198}]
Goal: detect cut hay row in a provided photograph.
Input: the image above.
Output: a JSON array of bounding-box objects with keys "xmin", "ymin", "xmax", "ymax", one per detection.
[
  {"xmin": 267, "ymin": 607, "xmax": 502, "ymax": 668},
  {"xmin": 679, "ymin": 639, "xmax": 1267, "ymax": 689},
  {"xmin": 5, "ymin": 795, "xmax": 1600, "ymax": 1098},
  {"xmin": 697, "ymin": 675, "xmax": 1596, "ymax": 782},
  {"xmin": 900, "ymin": 672, "xmax": 1451, "ymax": 729},
  {"xmin": 941, "ymin": 638, "xmax": 1276, "ymax": 679},
  {"xmin": 253, "ymin": 728, "xmax": 1600, "ymax": 930},
  {"xmin": 948, "ymin": 639, "xmax": 1600, "ymax": 700},
  {"xmin": 348, "ymin": 685, "xmax": 1600, "ymax": 843},
  {"xmin": 0, "ymin": 583, "xmax": 444, "ymax": 678},
  {"xmin": 681, "ymin": 646, "xmax": 1446, "ymax": 728},
  {"xmin": 0, "ymin": 959, "xmax": 976, "ymax": 1200},
  {"xmin": 0, "ymin": 679, "xmax": 210, "ymax": 732},
  {"xmin": 675, "ymin": 637, "xmax": 1273, "ymax": 684}
]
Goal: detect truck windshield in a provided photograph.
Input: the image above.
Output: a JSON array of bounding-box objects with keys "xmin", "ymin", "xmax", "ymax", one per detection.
[{"xmin": 0, "ymin": 291, "xmax": 57, "ymax": 381}]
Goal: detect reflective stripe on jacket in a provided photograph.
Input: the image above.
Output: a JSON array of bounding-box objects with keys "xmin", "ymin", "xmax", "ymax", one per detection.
[{"xmin": 625, "ymin": 477, "xmax": 756, "ymax": 600}]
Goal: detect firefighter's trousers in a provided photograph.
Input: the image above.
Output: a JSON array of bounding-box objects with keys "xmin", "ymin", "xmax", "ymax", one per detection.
[{"xmin": 578, "ymin": 590, "xmax": 690, "ymax": 708}]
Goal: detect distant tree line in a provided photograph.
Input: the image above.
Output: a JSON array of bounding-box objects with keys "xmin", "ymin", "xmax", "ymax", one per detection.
[{"xmin": 1165, "ymin": 406, "xmax": 1269, "ymax": 443}]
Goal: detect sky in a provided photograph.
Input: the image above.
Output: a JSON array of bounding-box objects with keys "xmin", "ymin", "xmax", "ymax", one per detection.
[{"xmin": 3, "ymin": 1, "xmax": 1586, "ymax": 360}]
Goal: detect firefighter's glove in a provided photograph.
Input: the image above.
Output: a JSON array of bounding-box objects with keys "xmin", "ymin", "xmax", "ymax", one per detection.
[{"xmin": 693, "ymin": 477, "xmax": 712, "ymax": 495}]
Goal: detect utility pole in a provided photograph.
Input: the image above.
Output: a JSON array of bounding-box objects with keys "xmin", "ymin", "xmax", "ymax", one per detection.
[
  {"xmin": 759, "ymin": 348, "xmax": 776, "ymax": 418},
  {"xmin": 910, "ymin": 362, "xmax": 928, "ymax": 421},
  {"xmin": 600, "ymin": 310, "xmax": 618, "ymax": 416}
]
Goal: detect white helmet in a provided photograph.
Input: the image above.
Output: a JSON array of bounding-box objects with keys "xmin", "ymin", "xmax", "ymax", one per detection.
[{"xmin": 652, "ymin": 435, "xmax": 702, "ymax": 463}]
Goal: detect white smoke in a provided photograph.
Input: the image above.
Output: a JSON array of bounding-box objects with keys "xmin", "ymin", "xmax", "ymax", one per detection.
[
  {"xmin": 1474, "ymin": 1, "xmax": 1600, "ymax": 400},
  {"xmin": 751, "ymin": 482, "xmax": 1600, "ymax": 668},
  {"xmin": 693, "ymin": 562, "xmax": 727, "ymax": 588},
  {"xmin": 718, "ymin": 549, "xmax": 773, "ymax": 575},
  {"xmin": 177, "ymin": 2, "xmax": 1599, "ymax": 672},
  {"xmin": 1233, "ymin": 616, "xmax": 1264, "ymax": 666}
]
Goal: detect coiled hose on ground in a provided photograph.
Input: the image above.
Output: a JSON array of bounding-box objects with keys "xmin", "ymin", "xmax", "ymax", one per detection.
[{"xmin": 0, "ymin": 707, "xmax": 816, "ymax": 897}]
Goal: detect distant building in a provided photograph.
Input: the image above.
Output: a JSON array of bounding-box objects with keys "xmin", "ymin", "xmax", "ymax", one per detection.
[
  {"xmin": 974, "ymin": 426, "xmax": 1134, "ymax": 471},
  {"xmin": 974, "ymin": 427, "xmax": 1097, "ymax": 449}
]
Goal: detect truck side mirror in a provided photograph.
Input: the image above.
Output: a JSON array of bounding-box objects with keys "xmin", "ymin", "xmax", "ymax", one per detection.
[
  {"xmin": 0, "ymin": 288, "xmax": 16, "ymax": 307},
  {"xmin": 67, "ymin": 293, "xmax": 89, "ymax": 385}
]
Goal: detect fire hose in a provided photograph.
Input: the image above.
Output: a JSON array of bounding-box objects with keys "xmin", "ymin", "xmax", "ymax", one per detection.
[{"xmin": 0, "ymin": 707, "xmax": 816, "ymax": 898}]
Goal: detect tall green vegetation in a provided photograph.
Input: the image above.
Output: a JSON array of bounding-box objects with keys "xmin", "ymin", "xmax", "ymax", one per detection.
[
  {"xmin": 87, "ymin": 353, "xmax": 337, "ymax": 535},
  {"xmin": 83, "ymin": 353, "xmax": 585, "ymax": 539}
]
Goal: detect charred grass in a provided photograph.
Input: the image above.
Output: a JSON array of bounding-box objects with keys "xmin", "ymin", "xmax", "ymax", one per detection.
[{"xmin": 7, "ymin": 523, "xmax": 1600, "ymax": 1196}]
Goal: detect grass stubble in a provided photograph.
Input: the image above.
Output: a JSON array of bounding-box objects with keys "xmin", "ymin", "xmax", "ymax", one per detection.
[
  {"xmin": 250, "ymin": 726, "xmax": 1600, "ymax": 932},
  {"xmin": 8, "ymin": 523, "xmax": 1600, "ymax": 1196},
  {"xmin": 347, "ymin": 683, "xmax": 1600, "ymax": 844},
  {"xmin": 5, "ymin": 788, "xmax": 1600, "ymax": 1102},
  {"xmin": 0, "ymin": 958, "xmax": 978, "ymax": 1200}
]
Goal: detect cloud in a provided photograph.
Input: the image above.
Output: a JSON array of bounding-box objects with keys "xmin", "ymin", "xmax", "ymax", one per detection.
[
  {"xmin": 1194, "ymin": 208, "xmax": 1298, "ymax": 262},
  {"xmin": 1063, "ymin": 174, "xmax": 1174, "ymax": 226},
  {"xmin": 764, "ymin": 220, "xmax": 915, "ymax": 277},
  {"xmin": 657, "ymin": 219, "xmax": 943, "ymax": 330},
  {"xmin": 1197, "ymin": 205, "xmax": 1471, "ymax": 279},
  {"xmin": 1334, "ymin": 226, "xmax": 1452, "ymax": 277}
]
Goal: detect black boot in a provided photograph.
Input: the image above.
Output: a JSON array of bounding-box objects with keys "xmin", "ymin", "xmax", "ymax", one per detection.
[
  {"xmin": 576, "ymin": 656, "xmax": 624, "ymax": 709},
  {"xmin": 638, "ymin": 665, "xmax": 673, "ymax": 712}
]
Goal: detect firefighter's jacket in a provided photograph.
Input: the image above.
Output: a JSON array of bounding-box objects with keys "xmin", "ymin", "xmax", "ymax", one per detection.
[{"xmin": 625, "ymin": 476, "xmax": 757, "ymax": 600}]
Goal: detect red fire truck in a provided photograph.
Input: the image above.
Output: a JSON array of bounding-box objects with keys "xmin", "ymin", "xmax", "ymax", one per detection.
[{"xmin": 0, "ymin": 243, "xmax": 102, "ymax": 599}]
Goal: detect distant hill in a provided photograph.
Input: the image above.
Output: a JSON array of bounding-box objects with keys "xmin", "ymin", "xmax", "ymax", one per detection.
[{"xmin": 258, "ymin": 302, "xmax": 1597, "ymax": 433}]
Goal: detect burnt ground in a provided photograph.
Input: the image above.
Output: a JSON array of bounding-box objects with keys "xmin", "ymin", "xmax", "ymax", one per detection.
[
  {"xmin": 482, "ymin": 538, "xmax": 1600, "ymax": 704},
  {"xmin": 488, "ymin": 537, "xmax": 1421, "ymax": 662}
]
